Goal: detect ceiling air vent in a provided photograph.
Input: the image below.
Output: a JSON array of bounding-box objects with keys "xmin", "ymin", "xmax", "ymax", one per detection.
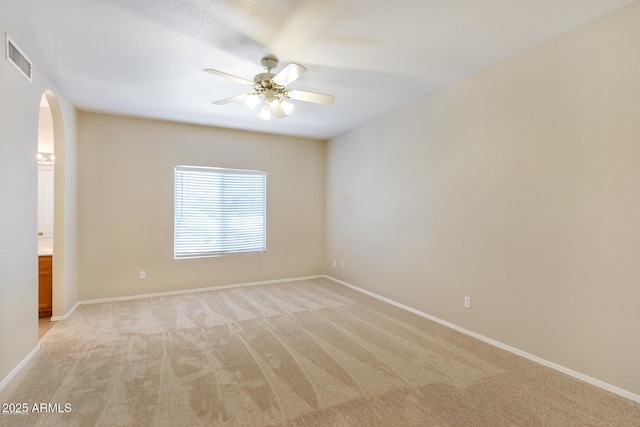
[{"xmin": 5, "ymin": 34, "xmax": 32, "ymax": 82}]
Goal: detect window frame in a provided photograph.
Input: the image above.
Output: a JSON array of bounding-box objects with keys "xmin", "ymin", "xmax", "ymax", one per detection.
[{"xmin": 173, "ymin": 165, "xmax": 267, "ymax": 259}]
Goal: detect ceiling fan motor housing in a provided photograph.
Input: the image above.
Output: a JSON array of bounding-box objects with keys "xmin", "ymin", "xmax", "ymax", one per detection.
[
  {"xmin": 253, "ymin": 72, "xmax": 276, "ymax": 84},
  {"xmin": 253, "ymin": 71, "xmax": 287, "ymax": 102},
  {"xmin": 260, "ymin": 55, "xmax": 278, "ymax": 71}
]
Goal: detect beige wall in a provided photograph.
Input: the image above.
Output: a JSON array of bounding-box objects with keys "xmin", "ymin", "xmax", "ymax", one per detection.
[
  {"xmin": 0, "ymin": 23, "xmax": 78, "ymax": 385},
  {"xmin": 50, "ymin": 91, "xmax": 79, "ymax": 319},
  {"xmin": 37, "ymin": 105, "xmax": 54, "ymax": 153},
  {"xmin": 326, "ymin": 3, "xmax": 640, "ymax": 396},
  {"xmin": 77, "ymin": 112, "xmax": 325, "ymax": 300}
]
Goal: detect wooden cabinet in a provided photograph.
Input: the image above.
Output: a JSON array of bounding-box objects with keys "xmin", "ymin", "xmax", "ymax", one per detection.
[{"xmin": 38, "ymin": 255, "xmax": 52, "ymax": 318}]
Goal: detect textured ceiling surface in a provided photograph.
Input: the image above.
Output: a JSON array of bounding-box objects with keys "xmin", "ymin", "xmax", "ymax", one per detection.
[{"xmin": 2, "ymin": 0, "xmax": 636, "ymax": 139}]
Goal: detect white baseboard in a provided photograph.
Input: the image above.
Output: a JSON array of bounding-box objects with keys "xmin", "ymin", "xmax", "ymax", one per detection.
[
  {"xmin": 0, "ymin": 344, "xmax": 40, "ymax": 393},
  {"xmin": 51, "ymin": 301, "xmax": 81, "ymax": 321},
  {"xmin": 325, "ymin": 275, "xmax": 640, "ymax": 404},
  {"xmin": 78, "ymin": 275, "xmax": 325, "ymax": 306}
]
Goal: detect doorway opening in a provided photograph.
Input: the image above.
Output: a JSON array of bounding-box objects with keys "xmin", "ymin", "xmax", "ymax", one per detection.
[
  {"xmin": 37, "ymin": 94, "xmax": 55, "ymax": 337},
  {"xmin": 36, "ymin": 89, "xmax": 69, "ymax": 339}
]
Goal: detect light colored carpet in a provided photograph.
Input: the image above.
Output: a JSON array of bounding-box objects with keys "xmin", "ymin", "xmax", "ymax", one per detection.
[{"xmin": 1, "ymin": 278, "xmax": 638, "ymax": 426}]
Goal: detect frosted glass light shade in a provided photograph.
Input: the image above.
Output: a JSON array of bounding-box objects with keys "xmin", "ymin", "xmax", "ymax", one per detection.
[
  {"xmin": 245, "ymin": 94, "xmax": 260, "ymax": 110},
  {"xmin": 259, "ymin": 104, "xmax": 271, "ymax": 120},
  {"xmin": 281, "ymin": 100, "xmax": 294, "ymax": 115}
]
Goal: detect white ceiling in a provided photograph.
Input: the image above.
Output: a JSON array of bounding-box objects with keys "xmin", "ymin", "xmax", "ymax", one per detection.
[{"xmin": 3, "ymin": 0, "xmax": 636, "ymax": 140}]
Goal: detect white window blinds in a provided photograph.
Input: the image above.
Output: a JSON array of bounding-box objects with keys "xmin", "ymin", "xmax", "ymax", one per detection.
[{"xmin": 174, "ymin": 166, "xmax": 267, "ymax": 258}]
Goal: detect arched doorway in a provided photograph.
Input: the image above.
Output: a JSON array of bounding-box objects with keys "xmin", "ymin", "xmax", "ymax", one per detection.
[
  {"xmin": 37, "ymin": 90, "xmax": 66, "ymax": 335},
  {"xmin": 37, "ymin": 95, "xmax": 54, "ymax": 328}
]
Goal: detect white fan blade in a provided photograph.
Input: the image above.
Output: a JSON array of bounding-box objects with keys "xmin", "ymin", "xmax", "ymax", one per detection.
[
  {"xmin": 286, "ymin": 89, "xmax": 334, "ymax": 105},
  {"xmin": 204, "ymin": 69, "xmax": 254, "ymax": 86},
  {"xmin": 272, "ymin": 63, "xmax": 307, "ymax": 86},
  {"xmin": 213, "ymin": 94, "xmax": 248, "ymax": 105},
  {"xmin": 269, "ymin": 102, "xmax": 288, "ymax": 119}
]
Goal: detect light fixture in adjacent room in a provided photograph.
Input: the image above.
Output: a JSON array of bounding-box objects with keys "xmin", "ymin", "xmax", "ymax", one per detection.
[{"xmin": 37, "ymin": 152, "xmax": 54, "ymax": 163}]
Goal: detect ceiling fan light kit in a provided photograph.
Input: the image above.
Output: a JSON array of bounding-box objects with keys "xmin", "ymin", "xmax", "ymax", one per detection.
[{"xmin": 204, "ymin": 55, "xmax": 334, "ymax": 120}]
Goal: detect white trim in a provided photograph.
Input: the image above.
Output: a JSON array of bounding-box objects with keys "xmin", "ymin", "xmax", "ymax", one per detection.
[
  {"xmin": 325, "ymin": 275, "xmax": 640, "ymax": 404},
  {"xmin": 0, "ymin": 344, "xmax": 40, "ymax": 392},
  {"xmin": 78, "ymin": 275, "xmax": 325, "ymax": 306},
  {"xmin": 50, "ymin": 301, "xmax": 81, "ymax": 321}
]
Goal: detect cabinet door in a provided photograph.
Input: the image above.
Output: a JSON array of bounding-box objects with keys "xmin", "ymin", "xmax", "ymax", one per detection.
[{"xmin": 38, "ymin": 256, "xmax": 53, "ymax": 317}]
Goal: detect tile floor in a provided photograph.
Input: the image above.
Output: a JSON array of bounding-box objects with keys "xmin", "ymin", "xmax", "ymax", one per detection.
[{"xmin": 38, "ymin": 317, "xmax": 56, "ymax": 339}]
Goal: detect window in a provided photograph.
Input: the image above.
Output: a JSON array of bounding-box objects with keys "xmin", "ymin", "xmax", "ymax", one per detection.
[{"xmin": 174, "ymin": 165, "xmax": 267, "ymax": 258}]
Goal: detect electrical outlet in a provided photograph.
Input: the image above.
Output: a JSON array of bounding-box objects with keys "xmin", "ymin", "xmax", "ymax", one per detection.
[
  {"xmin": 341, "ymin": 261, "xmax": 345, "ymax": 269},
  {"xmin": 139, "ymin": 271, "xmax": 146, "ymax": 280},
  {"xmin": 333, "ymin": 259, "xmax": 336, "ymax": 267},
  {"xmin": 464, "ymin": 296, "xmax": 471, "ymax": 309}
]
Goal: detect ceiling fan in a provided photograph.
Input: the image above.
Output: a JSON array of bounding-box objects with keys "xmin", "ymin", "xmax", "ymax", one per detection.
[{"xmin": 204, "ymin": 55, "xmax": 334, "ymax": 120}]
